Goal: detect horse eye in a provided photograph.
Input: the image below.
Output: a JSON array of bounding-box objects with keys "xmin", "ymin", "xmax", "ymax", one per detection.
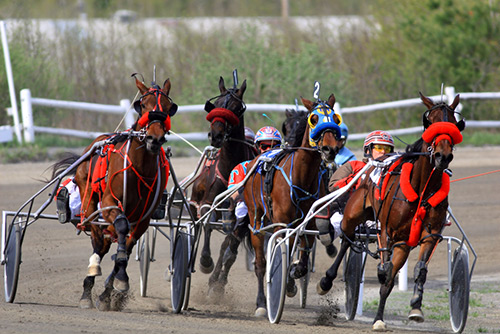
[{"xmin": 310, "ymin": 114, "xmax": 318, "ymax": 126}]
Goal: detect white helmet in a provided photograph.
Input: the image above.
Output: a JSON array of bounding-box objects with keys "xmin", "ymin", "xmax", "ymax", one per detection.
[
  {"xmin": 364, "ymin": 130, "xmax": 394, "ymax": 156},
  {"xmin": 254, "ymin": 126, "xmax": 282, "ymax": 144}
]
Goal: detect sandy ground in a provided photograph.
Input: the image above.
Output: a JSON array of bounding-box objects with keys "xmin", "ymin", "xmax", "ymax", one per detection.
[{"xmin": 0, "ymin": 145, "xmax": 499, "ymax": 334}]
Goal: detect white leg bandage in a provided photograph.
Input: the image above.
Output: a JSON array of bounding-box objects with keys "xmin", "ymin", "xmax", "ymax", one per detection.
[
  {"xmin": 87, "ymin": 253, "xmax": 102, "ymax": 276},
  {"xmin": 330, "ymin": 212, "xmax": 343, "ymax": 241}
]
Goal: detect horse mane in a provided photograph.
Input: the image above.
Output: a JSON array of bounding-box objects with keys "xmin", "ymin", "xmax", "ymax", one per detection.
[
  {"xmin": 283, "ymin": 109, "xmax": 308, "ymax": 148},
  {"xmin": 401, "ymin": 137, "xmax": 424, "ymax": 162}
]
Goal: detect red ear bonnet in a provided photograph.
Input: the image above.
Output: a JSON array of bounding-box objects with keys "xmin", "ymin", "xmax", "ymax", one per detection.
[
  {"xmin": 422, "ymin": 122, "xmax": 462, "ymax": 145},
  {"xmin": 206, "ymin": 108, "xmax": 240, "ymax": 126}
]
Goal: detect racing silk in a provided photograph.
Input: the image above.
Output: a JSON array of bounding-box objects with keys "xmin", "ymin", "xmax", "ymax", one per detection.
[
  {"xmin": 334, "ymin": 146, "xmax": 357, "ymax": 167},
  {"xmin": 228, "ymin": 160, "xmax": 250, "ymax": 189},
  {"xmin": 328, "ymin": 160, "xmax": 367, "ymax": 192}
]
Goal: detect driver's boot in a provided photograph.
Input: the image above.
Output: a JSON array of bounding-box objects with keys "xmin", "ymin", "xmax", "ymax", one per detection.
[{"xmin": 56, "ymin": 187, "xmax": 71, "ymax": 223}]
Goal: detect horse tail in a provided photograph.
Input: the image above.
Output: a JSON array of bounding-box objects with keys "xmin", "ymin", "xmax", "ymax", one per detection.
[{"xmin": 48, "ymin": 152, "xmax": 81, "ymax": 181}]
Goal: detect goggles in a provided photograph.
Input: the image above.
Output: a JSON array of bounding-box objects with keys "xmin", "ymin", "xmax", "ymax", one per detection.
[
  {"xmin": 372, "ymin": 144, "xmax": 392, "ymax": 153},
  {"xmin": 259, "ymin": 142, "xmax": 278, "ymax": 150}
]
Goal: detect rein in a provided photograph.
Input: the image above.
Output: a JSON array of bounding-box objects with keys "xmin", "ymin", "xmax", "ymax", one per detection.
[{"xmin": 78, "ymin": 131, "xmax": 168, "ymax": 229}]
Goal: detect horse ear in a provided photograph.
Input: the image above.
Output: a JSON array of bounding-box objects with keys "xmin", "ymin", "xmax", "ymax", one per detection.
[
  {"xmin": 301, "ymin": 96, "xmax": 314, "ymax": 111},
  {"xmin": 450, "ymin": 94, "xmax": 460, "ymax": 110},
  {"xmin": 135, "ymin": 77, "xmax": 148, "ymax": 95},
  {"xmin": 162, "ymin": 78, "xmax": 171, "ymax": 96},
  {"xmin": 422, "ymin": 112, "xmax": 431, "ymax": 129},
  {"xmin": 419, "ymin": 91, "xmax": 435, "ymax": 110},
  {"xmin": 219, "ymin": 76, "xmax": 227, "ymax": 94},
  {"xmin": 327, "ymin": 93, "xmax": 336, "ymax": 108},
  {"xmin": 238, "ymin": 79, "xmax": 247, "ymax": 98}
]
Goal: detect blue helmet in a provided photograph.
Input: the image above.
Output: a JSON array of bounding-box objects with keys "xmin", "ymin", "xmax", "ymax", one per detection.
[{"xmin": 339, "ymin": 123, "xmax": 349, "ymax": 140}]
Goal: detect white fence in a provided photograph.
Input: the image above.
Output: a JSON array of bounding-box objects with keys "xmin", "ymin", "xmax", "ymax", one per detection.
[{"xmin": 9, "ymin": 86, "xmax": 500, "ymax": 145}]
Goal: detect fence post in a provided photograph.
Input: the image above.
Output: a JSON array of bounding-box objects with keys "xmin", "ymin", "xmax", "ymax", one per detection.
[
  {"xmin": 334, "ymin": 101, "xmax": 341, "ymax": 116},
  {"xmin": 1, "ymin": 21, "xmax": 22, "ymax": 143},
  {"xmin": 20, "ymin": 89, "xmax": 35, "ymax": 143},
  {"xmin": 120, "ymin": 99, "xmax": 134, "ymax": 129},
  {"xmin": 445, "ymin": 86, "xmax": 463, "ymax": 119}
]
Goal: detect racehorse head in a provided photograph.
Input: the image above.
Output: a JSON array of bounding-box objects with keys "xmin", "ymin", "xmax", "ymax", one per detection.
[
  {"xmin": 419, "ymin": 92, "xmax": 465, "ymax": 170},
  {"xmin": 133, "ymin": 75, "xmax": 177, "ymax": 154},
  {"xmin": 301, "ymin": 94, "xmax": 341, "ymax": 163},
  {"xmin": 282, "ymin": 108, "xmax": 308, "ymax": 148},
  {"xmin": 205, "ymin": 76, "xmax": 247, "ymax": 148}
]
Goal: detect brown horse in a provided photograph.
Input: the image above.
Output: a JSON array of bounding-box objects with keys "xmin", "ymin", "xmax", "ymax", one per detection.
[
  {"xmin": 51, "ymin": 75, "xmax": 177, "ymax": 310},
  {"xmin": 316, "ymin": 92, "xmax": 465, "ymax": 330},
  {"xmin": 243, "ymin": 94, "xmax": 341, "ymax": 316},
  {"xmin": 206, "ymin": 106, "xmax": 309, "ymax": 296},
  {"xmin": 189, "ymin": 75, "xmax": 255, "ymax": 274}
]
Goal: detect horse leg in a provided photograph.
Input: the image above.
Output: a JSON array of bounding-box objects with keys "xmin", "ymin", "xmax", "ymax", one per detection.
[
  {"xmin": 408, "ymin": 237, "xmax": 439, "ymax": 323},
  {"xmin": 95, "ymin": 237, "xmax": 138, "ymax": 312},
  {"xmin": 208, "ymin": 232, "xmax": 232, "ymax": 296},
  {"xmin": 289, "ymin": 234, "xmax": 314, "ymax": 280},
  {"xmin": 80, "ymin": 224, "xmax": 111, "ymax": 309},
  {"xmin": 217, "ymin": 214, "xmax": 251, "ymax": 288},
  {"xmin": 112, "ymin": 214, "xmax": 130, "ymax": 292},
  {"xmin": 316, "ymin": 234, "xmax": 351, "ymax": 294},
  {"xmin": 252, "ymin": 232, "xmax": 267, "ymax": 317},
  {"xmin": 199, "ymin": 209, "xmax": 215, "ymax": 274},
  {"xmin": 372, "ymin": 245, "xmax": 410, "ymax": 331},
  {"xmin": 96, "ymin": 265, "xmax": 117, "ymax": 311}
]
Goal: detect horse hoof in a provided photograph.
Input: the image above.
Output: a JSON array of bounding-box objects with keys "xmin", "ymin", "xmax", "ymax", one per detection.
[
  {"xmin": 254, "ymin": 307, "xmax": 267, "ymax": 317},
  {"xmin": 79, "ymin": 298, "xmax": 93, "ymax": 309},
  {"xmin": 316, "ymin": 278, "xmax": 332, "ymax": 295},
  {"xmin": 326, "ymin": 244, "xmax": 337, "ymax": 258},
  {"xmin": 286, "ymin": 284, "xmax": 297, "ymax": 298},
  {"xmin": 96, "ymin": 298, "xmax": 111, "ymax": 312},
  {"xmin": 289, "ymin": 261, "xmax": 307, "ymax": 279},
  {"xmin": 88, "ymin": 265, "xmax": 102, "ymax": 277},
  {"xmin": 199, "ymin": 262, "xmax": 214, "ymax": 274},
  {"xmin": 408, "ymin": 308, "xmax": 425, "ymax": 323},
  {"xmin": 207, "ymin": 284, "xmax": 224, "ymax": 298},
  {"xmin": 199, "ymin": 256, "xmax": 214, "ymax": 274},
  {"xmin": 372, "ymin": 320, "xmax": 387, "ymax": 331},
  {"xmin": 113, "ymin": 279, "xmax": 129, "ymax": 292}
]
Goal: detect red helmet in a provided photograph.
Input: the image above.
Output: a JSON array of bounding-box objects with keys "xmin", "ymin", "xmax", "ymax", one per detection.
[{"xmin": 363, "ymin": 130, "xmax": 394, "ymax": 153}]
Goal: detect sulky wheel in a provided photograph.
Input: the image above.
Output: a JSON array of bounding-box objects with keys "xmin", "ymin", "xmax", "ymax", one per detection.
[
  {"xmin": 298, "ymin": 256, "xmax": 311, "ymax": 309},
  {"xmin": 344, "ymin": 246, "xmax": 363, "ymax": 320},
  {"xmin": 3, "ymin": 222, "xmax": 23, "ymax": 303},
  {"xmin": 170, "ymin": 232, "xmax": 188, "ymax": 313},
  {"xmin": 449, "ymin": 246, "xmax": 470, "ymax": 333},
  {"xmin": 139, "ymin": 229, "xmax": 151, "ymax": 297},
  {"xmin": 3, "ymin": 222, "xmax": 22, "ymax": 303},
  {"xmin": 266, "ymin": 238, "xmax": 288, "ymax": 324}
]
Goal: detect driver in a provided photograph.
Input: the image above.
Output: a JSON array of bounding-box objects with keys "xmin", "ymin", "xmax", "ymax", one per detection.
[
  {"xmin": 223, "ymin": 126, "xmax": 283, "ymax": 233},
  {"xmin": 316, "ymin": 130, "xmax": 395, "ymax": 257}
]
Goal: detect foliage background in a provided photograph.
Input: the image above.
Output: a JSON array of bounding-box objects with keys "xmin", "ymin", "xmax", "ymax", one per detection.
[{"xmin": 0, "ymin": 0, "xmax": 499, "ymax": 151}]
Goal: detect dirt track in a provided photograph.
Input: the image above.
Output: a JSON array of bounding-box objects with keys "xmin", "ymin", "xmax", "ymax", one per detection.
[{"xmin": 0, "ymin": 146, "xmax": 499, "ymax": 334}]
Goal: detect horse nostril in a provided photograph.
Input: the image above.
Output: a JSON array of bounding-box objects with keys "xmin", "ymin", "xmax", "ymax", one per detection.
[{"xmin": 321, "ymin": 146, "xmax": 334, "ymax": 156}]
